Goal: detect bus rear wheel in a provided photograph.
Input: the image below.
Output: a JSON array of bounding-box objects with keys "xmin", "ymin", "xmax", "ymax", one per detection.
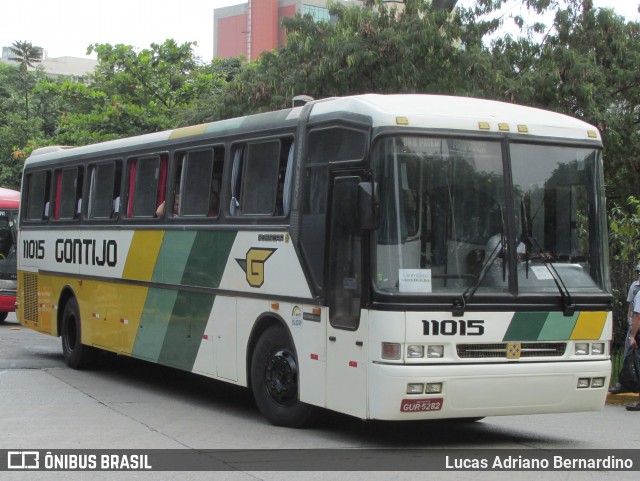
[
  {"xmin": 61, "ymin": 298, "xmax": 95, "ymax": 369},
  {"xmin": 250, "ymin": 325, "xmax": 314, "ymax": 428},
  {"xmin": 0, "ymin": 312, "xmax": 7, "ymax": 323}
]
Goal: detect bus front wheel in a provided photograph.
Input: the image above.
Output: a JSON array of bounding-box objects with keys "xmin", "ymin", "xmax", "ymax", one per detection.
[
  {"xmin": 250, "ymin": 325, "xmax": 314, "ymax": 428},
  {"xmin": 61, "ymin": 298, "xmax": 95, "ymax": 369}
]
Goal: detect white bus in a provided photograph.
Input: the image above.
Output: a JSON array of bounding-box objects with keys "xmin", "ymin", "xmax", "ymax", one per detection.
[{"xmin": 17, "ymin": 94, "xmax": 612, "ymax": 427}]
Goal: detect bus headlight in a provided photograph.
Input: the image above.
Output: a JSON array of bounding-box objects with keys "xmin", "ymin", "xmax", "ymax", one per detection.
[
  {"xmin": 577, "ymin": 378, "xmax": 590, "ymax": 388},
  {"xmin": 426, "ymin": 382, "xmax": 442, "ymax": 394},
  {"xmin": 575, "ymin": 343, "xmax": 589, "ymax": 355},
  {"xmin": 427, "ymin": 345, "xmax": 444, "ymax": 358},
  {"xmin": 591, "ymin": 377, "xmax": 605, "ymax": 388},
  {"xmin": 591, "ymin": 343, "xmax": 605, "ymax": 355},
  {"xmin": 407, "ymin": 383, "xmax": 424, "ymax": 394},
  {"xmin": 407, "ymin": 345, "xmax": 425, "ymax": 358}
]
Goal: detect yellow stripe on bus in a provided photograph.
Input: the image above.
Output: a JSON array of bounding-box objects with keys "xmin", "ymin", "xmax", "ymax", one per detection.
[
  {"xmin": 569, "ymin": 311, "xmax": 607, "ymax": 340},
  {"xmin": 123, "ymin": 231, "xmax": 164, "ymax": 282}
]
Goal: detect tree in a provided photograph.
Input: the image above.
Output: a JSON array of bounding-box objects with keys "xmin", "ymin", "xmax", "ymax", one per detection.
[
  {"xmin": 9, "ymin": 40, "xmax": 43, "ymax": 71},
  {"xmin": 9, "ymin": 41, "xmax": 44, "ymax": 122},
  {"xmin": 608, "ymin": 196, "xmax": 640, "ymax": 347},
  {"xmin": 35, "ymin": 39, "xmax": 227, "ymax": 142},
  {"xmin": 217, "ymin": 0, "xmax": 501, "ymax": 116},
  {"xmin": 484, "ymin": 1, "xmax": 640, "ymax": 202}
]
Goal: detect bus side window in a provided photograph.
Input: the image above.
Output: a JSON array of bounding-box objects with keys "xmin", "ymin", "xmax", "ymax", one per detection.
[
  {"xmin": 88, "ymin": 161, "xmax": 119, "ymax": 220},
  {"xmin": 242, "ymin": 140, "xmax": 280, "ymax": 215},
  {"xmin": 127, "ymin": 155, "xmax": 167, "ymax": 218},
  {"xmin": 53, "ymin": 166, "xmax": 83, "ymax": 220},
  {"xmin": 25, "ymin": 171, "xmax": 51, "ymax": 222},
  {"xmin": 177, "ymin": 146, "xmax": 224, "ymax": 218}
]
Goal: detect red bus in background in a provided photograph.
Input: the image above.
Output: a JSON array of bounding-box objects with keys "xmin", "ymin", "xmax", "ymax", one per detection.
[{"xmin": 0, "ymin": 188, "xmax": 19, "ymax": 322}]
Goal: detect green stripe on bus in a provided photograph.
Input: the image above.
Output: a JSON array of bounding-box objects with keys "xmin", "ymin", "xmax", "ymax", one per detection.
[
  {"xmin": 157, "ymin": 290, "xmax": 214, "ymax": 371},
  {"xmin": 152, "ymin": 231, "xmax": 197, "ymax": 284},
  {"xmin": 132, "ymin": 288, "xmax": 178, "ymax": 362},
  {"xmin": 180, "ymin": 231, "xmax": 237, "ymax": 288},
  {"xmin": 502, "ymin": 312, "xmax": 548, "ymax": 341},
  {"xmin": 537, "ymin": 311, "xmax": 579, "ymax": 341}
]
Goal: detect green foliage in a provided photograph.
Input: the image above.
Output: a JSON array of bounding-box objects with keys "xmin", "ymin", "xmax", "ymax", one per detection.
[{"xmin": 608, "ymin": 196, "xmax": 640, "ymax": 346}]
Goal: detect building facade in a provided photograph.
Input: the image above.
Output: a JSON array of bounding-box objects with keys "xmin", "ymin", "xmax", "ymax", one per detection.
[
  {"xmin": 214, "ymin": 0, "xmax": 341, "ymax": 61},
  {"xmin": 1, "ymin": 47, "xmax": 97, "ymax": 78}
]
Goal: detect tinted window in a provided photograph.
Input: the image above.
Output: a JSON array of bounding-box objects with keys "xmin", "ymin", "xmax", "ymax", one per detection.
[
  {"xmin": 88, "ymin": 162, "xmax": 120, "ymax": 219},
  {"xmin": 307, "ymin": 127, "xmax": 367, "ymax": 164},
  {"xmin": 26, "ymin": 171, "xmax": 51, "ymax": 221},
  {"xmin": 56, "ymin": 167, "xmax": 82, "ymax": 220},
  {"xmin": 242, "ymin": 141, "xmax": 280, "ymax": 215}
]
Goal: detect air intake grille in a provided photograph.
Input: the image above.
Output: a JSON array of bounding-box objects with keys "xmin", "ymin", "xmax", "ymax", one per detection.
[
  {"xmin": 457, "ymin": 342, "xmax": 567, "ymax": 359},
  {"xmin": 22, "ymin": 272, "xmax": 39, "ymax": 324}
]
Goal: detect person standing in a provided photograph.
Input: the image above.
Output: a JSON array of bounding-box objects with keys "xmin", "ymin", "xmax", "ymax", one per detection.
[
  {"xmin": 626, "ymin": 288, "xmax": 640, "ymax": 411},
  {"xmin": 609, "ymin": 263, "xmax": 640, "ymax": 395}
]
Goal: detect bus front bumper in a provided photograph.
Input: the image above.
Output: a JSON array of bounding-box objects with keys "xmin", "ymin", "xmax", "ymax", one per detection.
[{"xmin": 368, "ymin": 360, "xmax": 610, "ymax": 421}]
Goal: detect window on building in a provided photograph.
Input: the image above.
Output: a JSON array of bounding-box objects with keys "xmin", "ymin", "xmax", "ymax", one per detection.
[{"xmin": 302, "ymin": 4, "xmax": 330, "ymax": 22}]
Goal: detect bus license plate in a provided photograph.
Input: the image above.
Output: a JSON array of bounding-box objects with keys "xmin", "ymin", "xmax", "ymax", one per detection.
[{"xmin": 400, "ymin": 398, "xmax": 443, "ymax": 412}]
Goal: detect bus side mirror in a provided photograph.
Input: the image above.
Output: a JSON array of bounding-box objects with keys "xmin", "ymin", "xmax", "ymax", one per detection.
[{"xmin": 358, "ymin": 181, "xmax": 378, "ymax": 230}]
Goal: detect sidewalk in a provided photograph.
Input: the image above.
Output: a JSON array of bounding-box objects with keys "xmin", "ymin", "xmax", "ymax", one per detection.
[{"xmin": 606, "ymin": 392, "xmax": 639, "ymax": 406}]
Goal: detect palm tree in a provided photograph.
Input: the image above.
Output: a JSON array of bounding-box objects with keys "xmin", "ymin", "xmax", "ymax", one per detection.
[
  {"xmin": 9, "ymin": 41, "xmax": 43, "ymax": 71},
  {"xmin": 8, "ymin": 41, "xmax": 43, "ymax": 121}
]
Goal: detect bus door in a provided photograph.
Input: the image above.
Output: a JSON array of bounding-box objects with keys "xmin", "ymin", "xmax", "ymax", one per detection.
[{"xmin": 326, "ymin": 173, "xmax": 369, "ymax": 418}]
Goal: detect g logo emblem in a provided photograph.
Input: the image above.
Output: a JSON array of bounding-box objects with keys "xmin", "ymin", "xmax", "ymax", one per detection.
[{"xmin": 236, "ymin": 248, "xmax": 276, "ymax": 288}]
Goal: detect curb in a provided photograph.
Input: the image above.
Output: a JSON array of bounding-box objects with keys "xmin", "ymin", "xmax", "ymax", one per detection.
[{"xmin": 606, "ymin": 393, "xmax": 639, "ymax": 406}]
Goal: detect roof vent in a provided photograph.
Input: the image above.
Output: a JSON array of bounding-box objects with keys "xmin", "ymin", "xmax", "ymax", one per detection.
[{"xmin": 292, "ymin": 95, "xmax": 314, "ymax": 107}]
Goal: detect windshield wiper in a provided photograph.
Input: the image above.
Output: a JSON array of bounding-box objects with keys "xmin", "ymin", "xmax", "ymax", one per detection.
[
  {"xmin": 520, "ymin": 201, "xmax": 575, "ymax": 316},
  {"xmin": 452, "ymin": 206, "xmax": 506, "ymax": 316}
]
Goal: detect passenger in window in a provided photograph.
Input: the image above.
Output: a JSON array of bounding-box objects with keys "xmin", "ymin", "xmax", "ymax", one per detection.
[{"xmin": 156, "ymin": 194, "xmax": 179, "ymax": 217}]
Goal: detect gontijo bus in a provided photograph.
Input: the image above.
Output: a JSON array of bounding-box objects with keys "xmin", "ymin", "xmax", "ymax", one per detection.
[
  {"xmin": 0, "ymin": 187, "xmax": 19, "ymax": 322},
  {"xmin": 17, "ymin": 94, "xmax": 612, "ymax": 427}
]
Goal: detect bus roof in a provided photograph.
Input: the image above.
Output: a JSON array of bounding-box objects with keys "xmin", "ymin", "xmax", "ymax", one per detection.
[
  {"xmin": 0, "ymin": 187, "xmax": 20, "ymax": 208},
  {"xmin": 312, "ymin": 94, "xmax": 601, "ymax": 141},
  {"xmin": 24, "ymin": 94, "xmax": 600, "ymax": 167}
]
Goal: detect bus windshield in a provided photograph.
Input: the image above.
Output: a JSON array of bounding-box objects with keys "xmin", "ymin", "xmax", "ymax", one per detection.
[{"xmin": 372, "ymin": 136, "xmax": 608, "ymax": 297}]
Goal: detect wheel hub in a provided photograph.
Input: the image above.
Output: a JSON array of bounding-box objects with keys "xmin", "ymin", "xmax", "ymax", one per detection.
[{"xmin": 265, "ymin": 349, "xmax": 298, "ymax": 406}]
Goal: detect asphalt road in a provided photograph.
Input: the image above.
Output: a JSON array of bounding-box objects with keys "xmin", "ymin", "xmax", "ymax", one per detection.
[{"xmin": 1, "ymin": 313, "xmax": 639, "ymax": 481}]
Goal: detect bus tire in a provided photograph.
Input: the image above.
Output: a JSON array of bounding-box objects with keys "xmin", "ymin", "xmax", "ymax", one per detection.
[
  {"xmin": 61, "ymin": 298, "xmax": 95, "ymax": 369},
  {"xmin": 0, "ymin": 312, "xmax": 7, "ymax": 323},
  {"xmin": 250, "ymin": 325, "xmax": 314, "ymax": 428}
]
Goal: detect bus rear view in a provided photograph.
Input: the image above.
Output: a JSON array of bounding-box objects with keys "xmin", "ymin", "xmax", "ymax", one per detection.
[{"xmin": 0, "ymin": 188, "xmax": 19, "ymax": 322}]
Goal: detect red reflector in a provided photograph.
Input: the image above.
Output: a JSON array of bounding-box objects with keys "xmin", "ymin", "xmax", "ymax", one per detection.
[
  {"xmin": 400, "ymin": 398, "xmax": 444, "ymax": 412},
  {"xmin": 310, "ymin": 354, "xmax": 319, "ymax": 360},
  {"xmin": 348, "ymin": 361, "xmax": 358, "ymax": 368},
  {"xmin": 202, "ymin": 334, "xmax": 209, "ymax": 340}
]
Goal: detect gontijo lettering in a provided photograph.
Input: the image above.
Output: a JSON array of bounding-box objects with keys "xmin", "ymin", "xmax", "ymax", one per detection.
[{"xmin": 55, "ymin": 239, "xmax": 117, "ymax": 267}]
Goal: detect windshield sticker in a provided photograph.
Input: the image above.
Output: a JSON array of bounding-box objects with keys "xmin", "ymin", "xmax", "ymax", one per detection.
[{"xmin": 399, "ymin": 269, "xmax": 432, "ymax": 293}]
